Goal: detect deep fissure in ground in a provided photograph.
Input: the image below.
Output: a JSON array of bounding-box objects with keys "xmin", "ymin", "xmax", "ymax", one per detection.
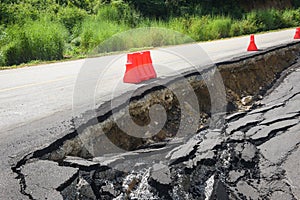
[{"xmin": 12, "ymin": 42, "xmax": 300, "ymax": 199}]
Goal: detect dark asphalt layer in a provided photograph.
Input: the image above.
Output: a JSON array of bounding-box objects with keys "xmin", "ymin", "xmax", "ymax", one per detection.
[{"xmin": 0, "ymin": 29, "xmax": 299, "ymax": 199}]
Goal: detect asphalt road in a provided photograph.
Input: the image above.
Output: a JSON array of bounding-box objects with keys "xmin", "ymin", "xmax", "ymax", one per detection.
[
  {"xmin": 222, "ymin": 64, "xmax": 300, "ymax": 199},
  {"xmin": 0, "ymin": 28, "xmax": 296, "ymax": 133},
  {"xmin": 0, "ymin": 28, "xmax": 298, "ymax": 199}
]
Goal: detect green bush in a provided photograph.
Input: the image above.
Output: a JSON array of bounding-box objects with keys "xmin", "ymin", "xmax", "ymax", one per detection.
[
  {"xmin": 230, "ymin": 21, "xmax": 242, "ymax": 36},
  {"xmin": 244, "ymin": 9, "xmax": 300, "ymax": 32},
  {"xmin": 230, "ymin": 20, "xmax": 258, "ymax": 36},
  {"xmin": 2, "ymin": 3, "xmax": 40, "ymax": 25},
  {"xmin": 203, "ymin": 17, "xmax": 232, "ymax": 40},
  {"xmin": 245, "ymin": 9, "xmax": 284, "ymax": 31},
  {"xmin": 97, "ymin": 4, "xmax": 120, "ymax": 22},
  {"xmin": 167, "ymin": 17, "xmax": 190, "ymax": 34},
  {"xmin": 2, "ymin": 0, "xmax": 300, "ymax": 67},
  {"xmin": 185, "ymin": 16, "xmax": 233, "ymax": 41},
  {"xmin": 282, "ymin": 9, "xmax": 300, "ymax": 27},
  {"xmin": 0, "ymin": 26, "xmax": 7, "ymax": 66},
  {"xmin": 97, "ymin": 1, "xmax": 141, "ymax": 28},
  {"xmin": 188, "ymin": 16, "xmax": 209, "ymax": 41},
  {"xmin": 269, "ymin": 9, "xmax": 285, "ymax": 29},
  {"xmin": 79, "ymin": 17, "xmax": 129, "ymax": 53},
  {"xmin": 96, "ymin": 1, "xmax": 141, "ymax": 27},
  {"xmin": 93, "ymin": 27, "xmax": 194, "ymax": 54},
  {"xmin": 2, "ymin": 19, "xmax": 68, "ymax": 66},
  {"xmin": 57, "ymin": 6, "xmax": 88, "ymax": 32}
]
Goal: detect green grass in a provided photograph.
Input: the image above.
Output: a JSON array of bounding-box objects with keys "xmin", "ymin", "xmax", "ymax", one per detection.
[
  {"xmin": 1, "ymin": 19, "xmax": 68, "ymax": 66},
  {"xmin": 79, "ymin": 17, "xmax": 129, "ymax": 53},
  {"xmin": 1, "ymin": 5, "xmax": 300, "ymax": 67},
  {"xmin": 93, "ymin": 27, "xmax": 194, "ymax": 55}
]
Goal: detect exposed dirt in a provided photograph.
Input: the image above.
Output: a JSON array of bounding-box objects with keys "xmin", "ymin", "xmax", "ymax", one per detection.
[
  {"xmin": 11, "ymin": 42, "xmax": 300, "ymax": 200},
  {"xmin": 43, "ymin": 42, "xmax": 300, "ymax": 159}
]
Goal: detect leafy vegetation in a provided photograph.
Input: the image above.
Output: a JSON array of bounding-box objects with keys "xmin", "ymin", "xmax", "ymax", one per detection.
[
  {"xmin": 1, "ymin": 19, "xmax": 67, "ymax": 66},
  {"xmin": 0, "ymin": 0, "xmax": 300, "ymax": 66}
]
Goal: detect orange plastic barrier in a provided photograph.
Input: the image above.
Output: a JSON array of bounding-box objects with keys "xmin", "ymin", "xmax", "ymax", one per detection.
[
  {"xmin": 294, "ymin": 27, "xmax": 300, "ymax": 39},
  {"xmin": 123, "ymin": 51, "xmax": 157, "ymax": 84}
]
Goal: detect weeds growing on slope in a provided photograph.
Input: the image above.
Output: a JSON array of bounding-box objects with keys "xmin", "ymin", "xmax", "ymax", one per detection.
[
  {"xmin": 1, "ymin": 19, "xmax": 68, "ymax": 66},
  {"xmin": 1, "ymin": 3, "xmax": 300, "ymax": 67}
]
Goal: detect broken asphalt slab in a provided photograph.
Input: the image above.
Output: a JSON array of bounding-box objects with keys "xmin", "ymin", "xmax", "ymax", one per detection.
[
  {"xmin": 2, "ymin": 37, "xmax": 300, "ymax": 199},
  {"xmin": 21, "ymin": 160, "xmax": 78, "ymax": 199}
]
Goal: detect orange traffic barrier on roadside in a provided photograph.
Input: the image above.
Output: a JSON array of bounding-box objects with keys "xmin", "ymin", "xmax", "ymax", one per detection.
[
  {"xmin": 294, "ymin": 27, "xmax": 300, "ymax": 39},
  {"xmin": 123, "ymin": 51, "xmax": 157, "ymax": 84},
  {"xmin": 247, "ymin": 34, "xmax": 258, "ymax": 51}
]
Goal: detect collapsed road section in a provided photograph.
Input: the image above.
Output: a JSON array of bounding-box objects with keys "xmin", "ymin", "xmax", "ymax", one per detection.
[{"xmin": 12, "ymin": 42, "xmax": 300, "ymax": 199}]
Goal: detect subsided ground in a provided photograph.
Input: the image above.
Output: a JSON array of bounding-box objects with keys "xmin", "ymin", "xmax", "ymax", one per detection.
[{"xmin": 0, "ymin": 29, "xmax": 300, "ymax": 199}]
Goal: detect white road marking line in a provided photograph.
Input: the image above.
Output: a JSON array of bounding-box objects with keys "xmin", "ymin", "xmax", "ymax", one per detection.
[{"xmin": 0, "ymin": 76, "xmax": 75, "ymax": 93}]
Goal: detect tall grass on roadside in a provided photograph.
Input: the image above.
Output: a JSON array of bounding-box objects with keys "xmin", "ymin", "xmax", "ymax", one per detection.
[
  {"xmin": 187, "ymin": 16, "xmax": 232, "ymax": 41},
  {"xmin": 96, "ymin": 1, "xmax": 141, "ymax": 27},
  {"xmin": 1, "ymin": 19, "xmax": 68, "ymax": 66},
  {"xmin": 57, "ymin": 6, "xmax": 87, "ymax": 32},
  {"xmin": 2, "ymin": 4, "xmax": 300, "ymax": 67},
  {"xmin": 93, "ymin": 27, "xmax": 194, "ymax": 54},
  {"xmin": 77, "ymin": 2, "xmax": 142, "ymax": 54},
  {"xmin": 79, "ymin": 17, "xmax": 129, "ymax": 53},
  {"xmin": 78, "ymin": 8, "xmax": 300, "ymax": 55},
  {"xmin": 282, "ymin": 8, "xmax": 300, "ymax": 27}
]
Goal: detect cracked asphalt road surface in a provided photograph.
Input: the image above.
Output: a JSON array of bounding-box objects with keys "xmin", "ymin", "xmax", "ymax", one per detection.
[
  {"xmin": 123, "ymin": 64, "xmax": 300, "ymax": 200},
  {"xmin": 0, "ymin": 29, "xmax": 300, "ymax": 199},
  {"xmin": 13, "ymin": 64, "xmax": 300, "ymax": 199},
  {"xmin": 220, "ymin": 66, "xmax": 300, "ymax": 199},
  {"xmin": 86, "ymin": 63, "xmax": 300, "ymax": 199}
]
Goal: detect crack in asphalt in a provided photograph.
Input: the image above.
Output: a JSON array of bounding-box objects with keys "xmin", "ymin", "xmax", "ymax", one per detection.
[
  {"xmin": 11, "ymin": 154, "xmax": 35, "ymax": 200},
  {"xmin": 10, "ymin": 47, "xmax": 300, "ymax": 199},
  {"xmin": 278, "ymin": 142, "xmax": 300, "ymax": 166}
]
